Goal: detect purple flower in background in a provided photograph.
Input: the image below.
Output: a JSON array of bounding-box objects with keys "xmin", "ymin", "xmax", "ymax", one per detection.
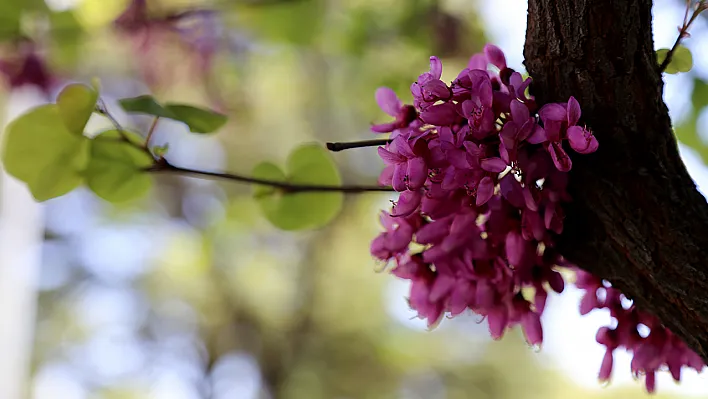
[{"xmin": 0, "ymin": 40, "xmax": 56, "ymax": 95}]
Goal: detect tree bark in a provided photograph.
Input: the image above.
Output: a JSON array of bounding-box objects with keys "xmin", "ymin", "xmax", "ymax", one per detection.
[{"xmin": 523, "ymin": 0, "xmax": 708, "ymax": 361}]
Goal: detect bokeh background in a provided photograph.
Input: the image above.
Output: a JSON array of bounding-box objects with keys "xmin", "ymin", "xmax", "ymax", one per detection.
[{"xmin": 0, "ymin": 0, "xmax": 707, "ymax": 398}]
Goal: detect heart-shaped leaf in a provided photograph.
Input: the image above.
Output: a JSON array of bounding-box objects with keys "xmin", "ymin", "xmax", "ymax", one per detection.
[
  {"xmin": 163, "ymin": 104, "xmax": 227, "ymax": 133},
  {"xmin": 1, "ymin": 104, "xmax": 90, "ymax": 201},
  {"xmin": 118, "ymin": 95, "xmax": 227, "ymax": 133},
  {"xmin": 657, "ymin": 46, "xmax": 693, "ymax": 74},
  {"xmin": 118, "ymin": 95, "xmax": 174, "ymax": 118},
  {"xmin": 84, "ymin": 130, "xmax": 154, "ymax": 203},
  {"xmin": 57, "ymin": 83, "xmax": 98, "ymax": 134},
  {"xmin": 252, "ymin": 143, "xmax": 343, "ymax": 230}
]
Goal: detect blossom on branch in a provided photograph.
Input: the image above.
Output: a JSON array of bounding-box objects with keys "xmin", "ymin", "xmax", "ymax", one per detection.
[{"xmin": 369, "ymin": 44, "xmax": 703, "ymax": 393}]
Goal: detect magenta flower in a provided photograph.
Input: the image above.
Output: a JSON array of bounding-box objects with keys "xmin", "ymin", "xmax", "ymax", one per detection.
[
  {"xmin": 370, "ymin": 212, "xmax": 419, "ymax": 261},
  {"xmin": 378, "ymin": 136, "xmax": 428, "ymax": 192},
  {"xmin": 411, "ymin": 56, "xmax": 451, "ymax": 109},
  {"xmin": 369, "ymin": 45, "xmax": 704, "ymax": 395},
  {"xmin": 371, "ymin": 87, "xmax": 419, "ymax": 134},
  {"xmin": 538, "ymin": 96, "xmax": 599, "ymax": 171},
  {"xmin": 459, "ymin": 70, "xmax": 495, "ymax": 139},
  {"xmin": 484, "ymin": 44, "xmax": 507, "ymax": 71}
]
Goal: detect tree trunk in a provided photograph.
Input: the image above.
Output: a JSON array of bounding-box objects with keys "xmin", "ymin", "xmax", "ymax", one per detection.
[{"xmin": 523, "ymin": 0, "xmax": 708, "ymax": 361}]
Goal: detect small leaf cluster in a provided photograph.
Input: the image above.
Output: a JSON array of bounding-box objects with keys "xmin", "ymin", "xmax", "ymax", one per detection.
[{"xmin": 1, "ymin": 82, "xmax": 345, "ymax": 230}]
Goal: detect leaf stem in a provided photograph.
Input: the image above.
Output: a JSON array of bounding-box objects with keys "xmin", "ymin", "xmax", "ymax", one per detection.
[
  {"xmin": 326, "ymin": 139, "xmax": 391, "ymax": 152},
  {"xmin": 659, "ymin": 0, "xmax": 706, "ymax": 72},
  {"xmin": 144, "ymin": 117, "xmax": 160, "ymax": 150},
  {"xmin": 146, "ymin": 161, "xmax": 394, "ymax": 193}
]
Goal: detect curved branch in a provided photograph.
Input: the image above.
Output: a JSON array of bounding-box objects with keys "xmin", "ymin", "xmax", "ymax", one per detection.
[{"xmin": 524, "ymin": 0, "xmax": 708, "ymax": 360}]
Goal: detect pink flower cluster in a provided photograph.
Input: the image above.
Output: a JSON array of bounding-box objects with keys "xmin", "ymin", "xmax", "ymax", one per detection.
[
  {"xmin": 576, "ymin": 269, "xmax": 705, "ymax": 392},
  {"xmin": 369, "ymin": 44, "xmax": 704, "ymax": 392}
]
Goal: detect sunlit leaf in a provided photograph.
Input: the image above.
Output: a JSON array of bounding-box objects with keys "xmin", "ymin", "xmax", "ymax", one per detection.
[
  {"xmin": 56, "ymin": 83, "xmax": 98, "ymax": 134},
  {"xmin": 657, "ymin": 46, "xmax": 693, "ymax": 74},
  {"xmin": 118, "ymin": 95, "xmax": 173, "ymax": 118},
  {"xmin": 1, "ymin": 104, "xmax": 90, "ymax": 201},
  {"xmin": 84, "ymin": 130, "xmax": 154, "ymax": 203},
  {"xmin": 163, "ymin": 104, "xmax": 228, "ymax": 133},
  {"xmin": 252, "ymin": 143, "xmax": 343, "ymax": 230}
]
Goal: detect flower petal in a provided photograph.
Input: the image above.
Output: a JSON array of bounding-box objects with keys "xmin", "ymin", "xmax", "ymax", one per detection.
[
  {"xmin": 567, "ymin": 96, "xmax": 581, "ymax": 126},
  {"xmin": 487, "ymin": 308, "xmax": 508, "ymax": 339},
  {"xmin": 476, "ymin": 176, "xmax": 495, "ymax": 206},
  {"xmin": 526, "ymin": 125, "xmax": 547, "ymax": 144},
  {"xmin": 468, "ymin": 53, "xmax": 488, "ymax": 70},
  {"xmin": 392, "ymin": 164, "xmax": 408, "ymax": 191},
  {"xmin": 371, "ymin": 122, "xmax": 398, "ymax": 133},
  {"xmin": 505, "ymin": 230, "xmax": 526, "ymax": 266},
  {"xmin": 598, "ymin": 350, "xmax": 614, "ymax": 382},
  {"xmin": 378, "ymin": 164, "xmax": 395, "ymax": 186},
  {"xmin": 429, "ymin": 56, "xmax": 443, "ymax": 79},
  {"xmin": 567, "ymin": 126, "xmax": 599, "ymax": 154},
  {"xmin": 510, "ymin": 99, "xmax": 530, "ymax": 123},
  {"xmin": 484, "ymin": 44, "xmax": 507, "ymax": 70},
  {"xmin": 377, "ymin": 146, "xmax": 405, "ymax": 164},
  {"xmin": 421, "ymin": 102, "xmax": 458, "ymax": 126},
  {"xmin": 500, "ymin": 173, "xmax": 525, "ymax": 208},
  {"xmin": 481, "ymin": 157, "xmax": 507, "ymax": 173},
  {"xmin": 406, "ymin": 157, "xmax": 428, "ymax": 189},
  {"xmin": 538, "ymin": 103, "xmax": 566, "ymax": 123},
  {"xmin": 429, "ymin": 274, "xmax": 455, "ymax": 302},
  {"xmin": 392, "ymin": 190, "xmax": 422, "ymax": 217},
  {"xmin": 522, "ymin": 312, "xmax": 543, "ymax": 345},
  {"xmin": 375, "ymin": 87, "xmax": 402, "ymax": 116},
  {"xmin": 547, "ymin": 141, "xmax": 572, "ymax": 172}
]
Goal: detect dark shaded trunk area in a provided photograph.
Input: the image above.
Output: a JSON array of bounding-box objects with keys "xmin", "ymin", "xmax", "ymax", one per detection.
[{"xmin": 523, "ymin": 0, "xmax": 708, "ymax": 360}]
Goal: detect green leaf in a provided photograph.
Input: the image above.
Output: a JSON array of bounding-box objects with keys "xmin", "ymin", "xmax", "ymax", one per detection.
[
  {"xmin": 163, "ymin": 104, "xmax": 228, "ymax": 133},
  {"xmin": 118, "ymin": 95, "xmax": 174, "ymax": 118},
  {"xmin": 657, "ymin": 46, "xmax": 693, "ymax": 74},
  {"xmin": 118, "ymin": 95, "xmax": 228, "ymax": 133},
  {"xmin": 252, "ymin": 143, "xmax": 343, "ymax": 230},
  {"xmin": 56, "ymin": 83, "xmax": 98, "ymax": 134},
  {"xmin": 1, "ymin": 104, "xmax": 90, "ymax": 201},
  {"xmin": 84, "ymin": 130, "xmax": 154, "ymax": 203}
]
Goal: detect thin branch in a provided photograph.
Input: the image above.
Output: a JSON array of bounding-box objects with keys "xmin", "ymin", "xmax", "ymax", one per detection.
[
  {"xmin": 95, "ymin": 100, "xmax": 131, "ymax": 142},
  {"xmin": 326, "ymin": 139, "xmax": 391, "ymax": 152},
  {"xmin": 96, "ymin": 99, "xmax": 392, "ymax": 193},
  {"xmin": 144, "ymin": 117, "xmax": 160, "ymax": 150},
  {"xmin": 147, "ymin": 161, "xmax": 394, "ymax": 193},
  {"xmin": 94, "ymin": 103, "xmax": 157, "ymax": 158},
  {"xmin": 659, "ymin": 0, "xmax": 706, "ymax": 72}
]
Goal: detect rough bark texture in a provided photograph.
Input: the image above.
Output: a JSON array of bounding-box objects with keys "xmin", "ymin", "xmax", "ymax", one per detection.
[{"xmin": 524, "ymin": 0, "xmax": 708, "ymax": 360}]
